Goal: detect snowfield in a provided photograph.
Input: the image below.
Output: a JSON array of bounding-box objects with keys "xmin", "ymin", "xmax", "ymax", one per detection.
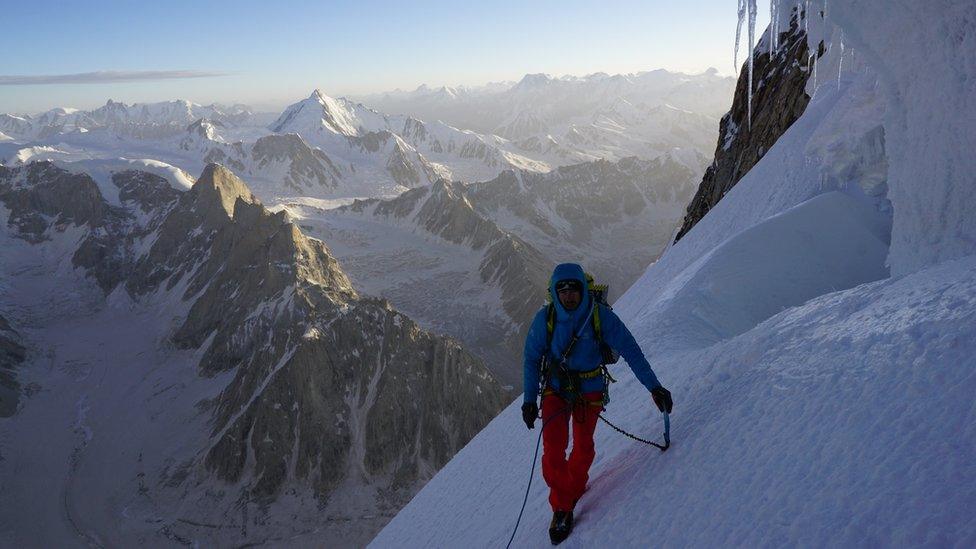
[
  {"xmin": 374, "ymin": 255, "xmax": 976, "ymax": 547},
  {"xmin": 372, "ymin": 1, "xmax": 976, "ymax": 547}
]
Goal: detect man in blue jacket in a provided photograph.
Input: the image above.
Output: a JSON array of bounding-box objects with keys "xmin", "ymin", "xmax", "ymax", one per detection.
[{"xmin": 522, "ymin": 263, "xmax": 672, "ymax": 544}]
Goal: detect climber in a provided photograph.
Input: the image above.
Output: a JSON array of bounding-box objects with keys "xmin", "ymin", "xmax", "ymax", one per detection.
[{"xmin": 521, "ymin": 262, "xmax": 672, "ymax": 545}]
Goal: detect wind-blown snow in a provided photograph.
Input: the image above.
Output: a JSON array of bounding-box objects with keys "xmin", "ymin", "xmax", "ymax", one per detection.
[
  {"xmin": 54, "ymin": 158, "xmax": 194, "ymax": 206},
  {"xmin": 371, "ymin": 1, "xmax": 976, "ymax": 547},
  {"xmin": 824, "ymin": 1, "xmax": 976, "ymax": 276}
]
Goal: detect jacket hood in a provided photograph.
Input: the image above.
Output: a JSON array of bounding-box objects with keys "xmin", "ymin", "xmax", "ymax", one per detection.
[{"xmin": 549, "ymin": 263, "xmax": 591, "ymax": 322}]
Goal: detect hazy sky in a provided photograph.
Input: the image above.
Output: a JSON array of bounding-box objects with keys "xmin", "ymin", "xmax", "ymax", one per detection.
[{"xmin": 0, "ymin": 0, "xmax": 770, "ymax": 114}]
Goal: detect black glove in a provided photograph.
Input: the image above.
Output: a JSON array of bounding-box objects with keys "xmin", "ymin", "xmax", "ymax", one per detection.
[
  {"xmin": 521, "ymin": 402, "xmax": 538, "ymax": 429},
  {"xmin": 651, "ymin": 386, "xmax": 673, "ymax": 414}
]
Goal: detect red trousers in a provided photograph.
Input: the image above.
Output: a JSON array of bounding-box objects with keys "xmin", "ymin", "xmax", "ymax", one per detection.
[{"xmin": 541, "ymin": 391, "xmax": 603, "ymax": 512}]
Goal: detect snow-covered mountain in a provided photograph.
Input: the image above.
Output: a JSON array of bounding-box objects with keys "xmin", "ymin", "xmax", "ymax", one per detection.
[
  {"xmin": 0, "ymin": 99, "xmax": 256, "ymax": 141},
  {"xmin": 270, "ymin": 90, "xmax": 549, "ymax": 181},
  {"xmin": 0, "ymin": 94, "xmax": 528, "ymax": 201},
  {"xmin": 280, "ymin": 153, "xmax": 701, "ymax": 386},
  {"xmin": 357, "ymin": 69, "xmax": 734, "ymax": 162},
  {"xmin": 1, "ymin": 75, "xmax": 725, "ymax": 203},
  {"xmin": 0, "ymin": 161, "xmax": 506, "ymax": 546},
  {"xmin": 358, "ymin": 69, "xmax": 735, "ymax": 132},
  {"xmin": 373, "ymin": 2, "xmax": 976, "ymax": 546}
]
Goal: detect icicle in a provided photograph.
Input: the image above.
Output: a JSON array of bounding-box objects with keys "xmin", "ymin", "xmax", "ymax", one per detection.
[
  {"xmin": 735, "ymin": 0, "xmax": 747, "ymax": 71},
  {"xmin": 804, "ymin": 0, "xmax": 809, "ymax": 35},
  {"xmin": 811, "ymin": 50, "xmax": 818, "ymax": 95},
  {"xmin": 838, "ymin": 34, "xmax": 844, "ymax": 90},
  {"xmin": 769, "ymin": 0, "xmax": 776, "ymax": 54},
  {"xmin": 774, "ymin": 0, "xmax": 780, "ymax": 50},
  {"xmin": 747, "ymin": 0, "xmax": 757, "ymax": 130},
  {"xmin": 772, "ymin": 0, "xmax": 778, "ymax": 50}
]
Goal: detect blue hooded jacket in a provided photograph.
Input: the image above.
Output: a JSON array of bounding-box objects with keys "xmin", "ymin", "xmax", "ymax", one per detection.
[{"xmin": 523, "ymin": 263, "xmax": 662, "ymax": 403}]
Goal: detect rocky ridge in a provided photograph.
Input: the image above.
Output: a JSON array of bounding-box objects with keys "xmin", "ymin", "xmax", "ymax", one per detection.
[
  {"xmin": 324, "ymin": 179, "xmax": 552, "ymax": 384},
  {"xmin": 466, "ymin": 154, "xmax": 702, "ymax": 293},
  {"xmin": 0, "ymin": 160, "xmax": 506, "ymax": 544},
  {"xmin": 675, "ymin": 6, "xmax": 817, "ymax": 241}
]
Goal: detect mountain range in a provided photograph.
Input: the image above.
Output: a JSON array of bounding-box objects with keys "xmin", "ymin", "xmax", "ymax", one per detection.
[
  {"xmin": 0, "ymin": 68, "xmax": 731, "ymax": 545},
  {"xmin": 0, "ymin": 69, "xmax": 730, "ymax": 202},
  {"xmin": 0, "ymin": 161, "xmax": 505, "ymax": 546}
]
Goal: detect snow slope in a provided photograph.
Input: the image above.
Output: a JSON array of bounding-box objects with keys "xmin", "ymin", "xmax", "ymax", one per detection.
[
  {"xmin": 376, "ymin": 255, "xmax": 976, "ymax": 547},
  {"xmin": 372, "ymin": 2, "xmax": 976, "ymax": 546}
]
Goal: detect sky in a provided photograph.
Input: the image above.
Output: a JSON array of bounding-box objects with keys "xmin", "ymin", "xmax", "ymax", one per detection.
[{"xmin": 0, "ymin": 0, "xmax": 770, "ymax": 115}]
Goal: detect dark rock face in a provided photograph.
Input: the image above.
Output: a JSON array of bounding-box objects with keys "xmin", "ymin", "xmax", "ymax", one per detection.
[
  {"xmin": 0, "ymin": 164, "xmax": 188, "ymax": 292},
  {"xmin": 113, "ymin": 170, "xmax": 183, "ymax": 213},
  {"xmin": 466, "ymin": 155, "xmax": 701, "ymax": 293},
  {"xmin": 675, "ymin": 7, "xmax": 818, "ymax": 242},
  {"xmin": 0, "ymin": 162, "xmax": 109, "ymax": 242},
  {"xmin": 250, "ymin": 133, "xmax": 342, "ymax": 191},
  {"xmin": 0, "ymin": 315, "xmax": 26, "ymax": 417}
]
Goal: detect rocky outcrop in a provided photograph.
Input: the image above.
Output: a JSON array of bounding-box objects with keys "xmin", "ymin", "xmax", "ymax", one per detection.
[
  {"xmin": 415, "ymin": 180, "xmax": 503, "ymax": 249},
  {"xmin": 0, "ymin": 162, "xmax": 110, "ymax": 242},
  {"xmin": 466, "ymin": 154, "xmax": 701, "ymax": 293},
  {"xmin": 250, "ymin": 133, "xmax": 342, "ymax": 191},
  {"xmin": 163, "ymin": 167, "xmax": 504, "ymax": 504},
  {"xmin": 675, "ymin": 6, "xmax": 818, "ymax": 242},
  {"xmin": 0, "ymin": 315, "xmax": 26, "ymax": 417},
  {"xmin": 341, "ymin": 178, "xmax": 552, "ymax": 330},
  {"xmin": 0, "ymin": 164, "xmax": 188, "ymax": 292},
  {"xmin": 324, "ymin": 178, "xmax": 552, "ymax": 385}
]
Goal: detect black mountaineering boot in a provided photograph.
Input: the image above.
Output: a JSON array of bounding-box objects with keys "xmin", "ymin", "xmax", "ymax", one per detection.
[{"xmin": 548, "ymin": 510, "xmax": 574, "ymax": 545}]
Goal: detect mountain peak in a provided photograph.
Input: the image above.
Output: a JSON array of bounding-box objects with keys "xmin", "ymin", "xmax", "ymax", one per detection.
[
  {"xmin": 515, "ymin": 73, "xmax": 553, "ymax": 90},
  {"xmin": 309, "ymin": 88, "xmax": 327, "ymax": 102},
  {"xmin": 192, "ymin": 163, "xmax": 259, "ymax": 218}
]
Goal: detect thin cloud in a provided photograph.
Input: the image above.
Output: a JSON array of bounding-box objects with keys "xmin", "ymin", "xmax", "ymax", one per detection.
[{"xmin": 0, "ymin": 70, "xmax": 230, "ymax": 86}]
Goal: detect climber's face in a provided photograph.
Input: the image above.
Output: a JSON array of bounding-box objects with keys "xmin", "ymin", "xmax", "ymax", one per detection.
[{"xmin": 557, "ymin": 288, "xmax": 582, "ymax": 311}]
